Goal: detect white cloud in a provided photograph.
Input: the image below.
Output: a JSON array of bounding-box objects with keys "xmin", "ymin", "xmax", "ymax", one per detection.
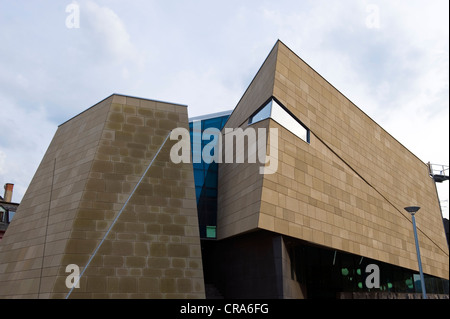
[
  {"xmin": 158, "ymin": 68, "xmax": 241, "ymax": 118},
  {"xmin": 82, "ymin": 0, "xmax": 141, "ymax": 64},
  {"xmin": 0, "ymin": 151, "xmax": 6, "ymax": 176}
]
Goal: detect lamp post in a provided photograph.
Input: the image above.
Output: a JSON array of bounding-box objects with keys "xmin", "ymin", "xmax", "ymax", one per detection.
[{"xmin": 404, "ymin": 206, "xmax": 427, "ymax": 299}]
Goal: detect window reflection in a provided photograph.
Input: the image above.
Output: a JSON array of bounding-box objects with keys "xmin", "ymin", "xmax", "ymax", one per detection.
[
  {"xmin": 248, "ymin": 97, "xmax": 310, "ymax": 143},
  {"xmin": 293, "ymin": 244, "xmax": 449, "ymax": 298},
  {"xmin": 248, "ymin": 101, "xmax": 272, "ymax": 124},
  {"xmin": 189, "ymin": 112, "xmax": 231, "ymax": 239}
]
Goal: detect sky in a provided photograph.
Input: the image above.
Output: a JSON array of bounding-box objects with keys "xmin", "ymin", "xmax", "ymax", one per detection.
[{"xmin": 0, "ymin": 0, "xmax": 448, "ymax": 218}]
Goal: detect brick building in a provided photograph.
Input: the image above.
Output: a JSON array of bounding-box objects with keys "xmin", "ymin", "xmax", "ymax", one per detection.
[{"xmin": 0, "ymin": 183, "xmax": 19, "ymax": 240}]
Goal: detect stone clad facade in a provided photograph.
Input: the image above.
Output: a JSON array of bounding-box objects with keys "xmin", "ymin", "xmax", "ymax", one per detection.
[
  {"xmin": 218, "ymin": 41, "xmax": 448, "ymax": 281},
  {"xmin": 0, "ymin": 94, "xmax": 205, "ymax": 298},
  {"xmin": 0, "ymin": 41, "xmax": 448, "ymax": 299}
]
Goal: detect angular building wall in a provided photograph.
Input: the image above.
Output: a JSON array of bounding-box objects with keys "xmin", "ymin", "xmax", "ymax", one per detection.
[
  {"xmin": 218, "ymin": 41, "xmax": 449, "ymax": 281},
  {"xmin": 0, "ymin": 94, "xmax": 205, "ymax": 298},
  {"xmin": 217, "ymin": 45, "xmax": 278, "ymax": 238}
]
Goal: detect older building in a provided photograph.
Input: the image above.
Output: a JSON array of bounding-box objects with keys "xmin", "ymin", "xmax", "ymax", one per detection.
[
  {"xmin": 0, "ymin": 40, "xmax": 448, "ymax": 299},
  {"xmin": 0, "ymin": 183, "xmax": 19, "ymax": 240}
]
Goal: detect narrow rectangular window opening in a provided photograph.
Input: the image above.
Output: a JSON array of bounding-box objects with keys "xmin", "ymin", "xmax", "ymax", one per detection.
[{"xmin": 248, "ymin": 97, "xmax": 310, "ymax": 144}]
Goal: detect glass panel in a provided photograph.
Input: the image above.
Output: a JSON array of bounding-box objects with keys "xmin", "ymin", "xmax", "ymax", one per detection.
[
  {"xmin": 205, "ymin": 188, "xmax": 217, "ymax": 198},
  {"xmin": 204, "ymin": 172, "xmax": 218, "ymax": 188},
  {"xmin": 248, "ymin": 100, "xmax": 272, "ymax": 124},
  {"xmin": 271, "ymin": 100, "xmax": 309, "ymax": 142},
  {"xmin": 193, "ymin": 161, "xmax": 203, "ymax": 171},
  {"xmin": 194, "ymin": 168, "xmax": 205, "ymax": 184},
  {"xmin": 204, "ymin": 118, "xmax": 222, "ymax": 129},
  {"xmin": 413, "ymin": 274, "xmax": 422, "ymax": 293},
  {"xmin": 188, "ymin": 113, "xmax": 230, "ymax": 239},
  {"xmin": 221, "ymin": 116, "xmax": 229, "ymax": 127},
  {"xmin": 8, "ymin": 211, "xmax": 15, "ymax": 222},
  {"xmin": 208, "ymin": 162, "xmax": 218, "ymax": 173},
  {"xmin": 206, "ymin": 226, "xmax": 216, "ymax": 238},
  {"xmin": 248, "ymin": 98, "xmax": 310, "ymax": 143}
]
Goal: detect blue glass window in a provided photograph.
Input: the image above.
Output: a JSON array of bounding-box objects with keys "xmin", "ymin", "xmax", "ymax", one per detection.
[{"xmin": 189, "ymin": 111, "xmax": 231, "ymax": 239}]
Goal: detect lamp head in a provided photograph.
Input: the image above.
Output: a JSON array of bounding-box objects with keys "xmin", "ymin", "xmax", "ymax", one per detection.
[{"xmin": 404, "ymin": 206, "xmax": 420, "ymax": 215}]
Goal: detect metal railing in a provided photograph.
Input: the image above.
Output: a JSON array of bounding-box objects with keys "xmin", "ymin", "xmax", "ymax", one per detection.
[{"xmin": 428, "ymin": 162, "xmax": 449, "ymax": 183}]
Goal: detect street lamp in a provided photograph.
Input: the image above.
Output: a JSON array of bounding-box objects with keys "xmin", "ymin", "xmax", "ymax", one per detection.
[{"xmin": 404, "ymin": 206, "xmax": 427, "ymax": 299}]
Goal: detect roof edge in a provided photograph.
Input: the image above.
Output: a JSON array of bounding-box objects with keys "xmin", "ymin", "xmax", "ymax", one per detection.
[
  {"xmin": 222, "ymin": 40, "xmax": 281, "ymax": 129},
  {"xmin": 276, "ymin": 40, "xmax": 430, "ymax": 167},
  {"xmin": 58, "ymin": 93, "xmax": 188, "ymax": 127}
]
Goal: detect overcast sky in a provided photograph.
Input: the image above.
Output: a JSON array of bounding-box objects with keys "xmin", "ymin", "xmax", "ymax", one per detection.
[{"xmin": 0, "ymin": 0, "xmax": 448, "ymax": 218}]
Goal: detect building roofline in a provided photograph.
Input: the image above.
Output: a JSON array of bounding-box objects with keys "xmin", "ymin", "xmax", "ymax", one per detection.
[
  {"xmin": 275, "ymin": 39, "xmax": 430, "ymax": 167},
  {"xmin": 222, "ymin": 40, "xmax": 280, "ymax": 129},
  {"xmin": 58, "ymin": 93, "xmax": 188, "ymax": 127},
  {"xmin": 0, "ymin": 201, "xmax": 20, "ymax": 207},
  {"xmin": 189, "ymin": 110, "xmax": 233, "ymax": 122}
]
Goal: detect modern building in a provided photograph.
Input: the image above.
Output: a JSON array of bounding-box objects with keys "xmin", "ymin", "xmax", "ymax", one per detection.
[
  {"xmin": 0, "ymin": 40, "xmax": 448, "ymax": 299},
  {"xmin": 0, "ymin": 97, "xmax": 205, "ymax": 298},
  {"xmin": 0, "ymin": 183, "xmax": 19, "ymax": 240},
  {"xmin": 444, "ymin": 218, "xmax": 449, "ymax": 248}
]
